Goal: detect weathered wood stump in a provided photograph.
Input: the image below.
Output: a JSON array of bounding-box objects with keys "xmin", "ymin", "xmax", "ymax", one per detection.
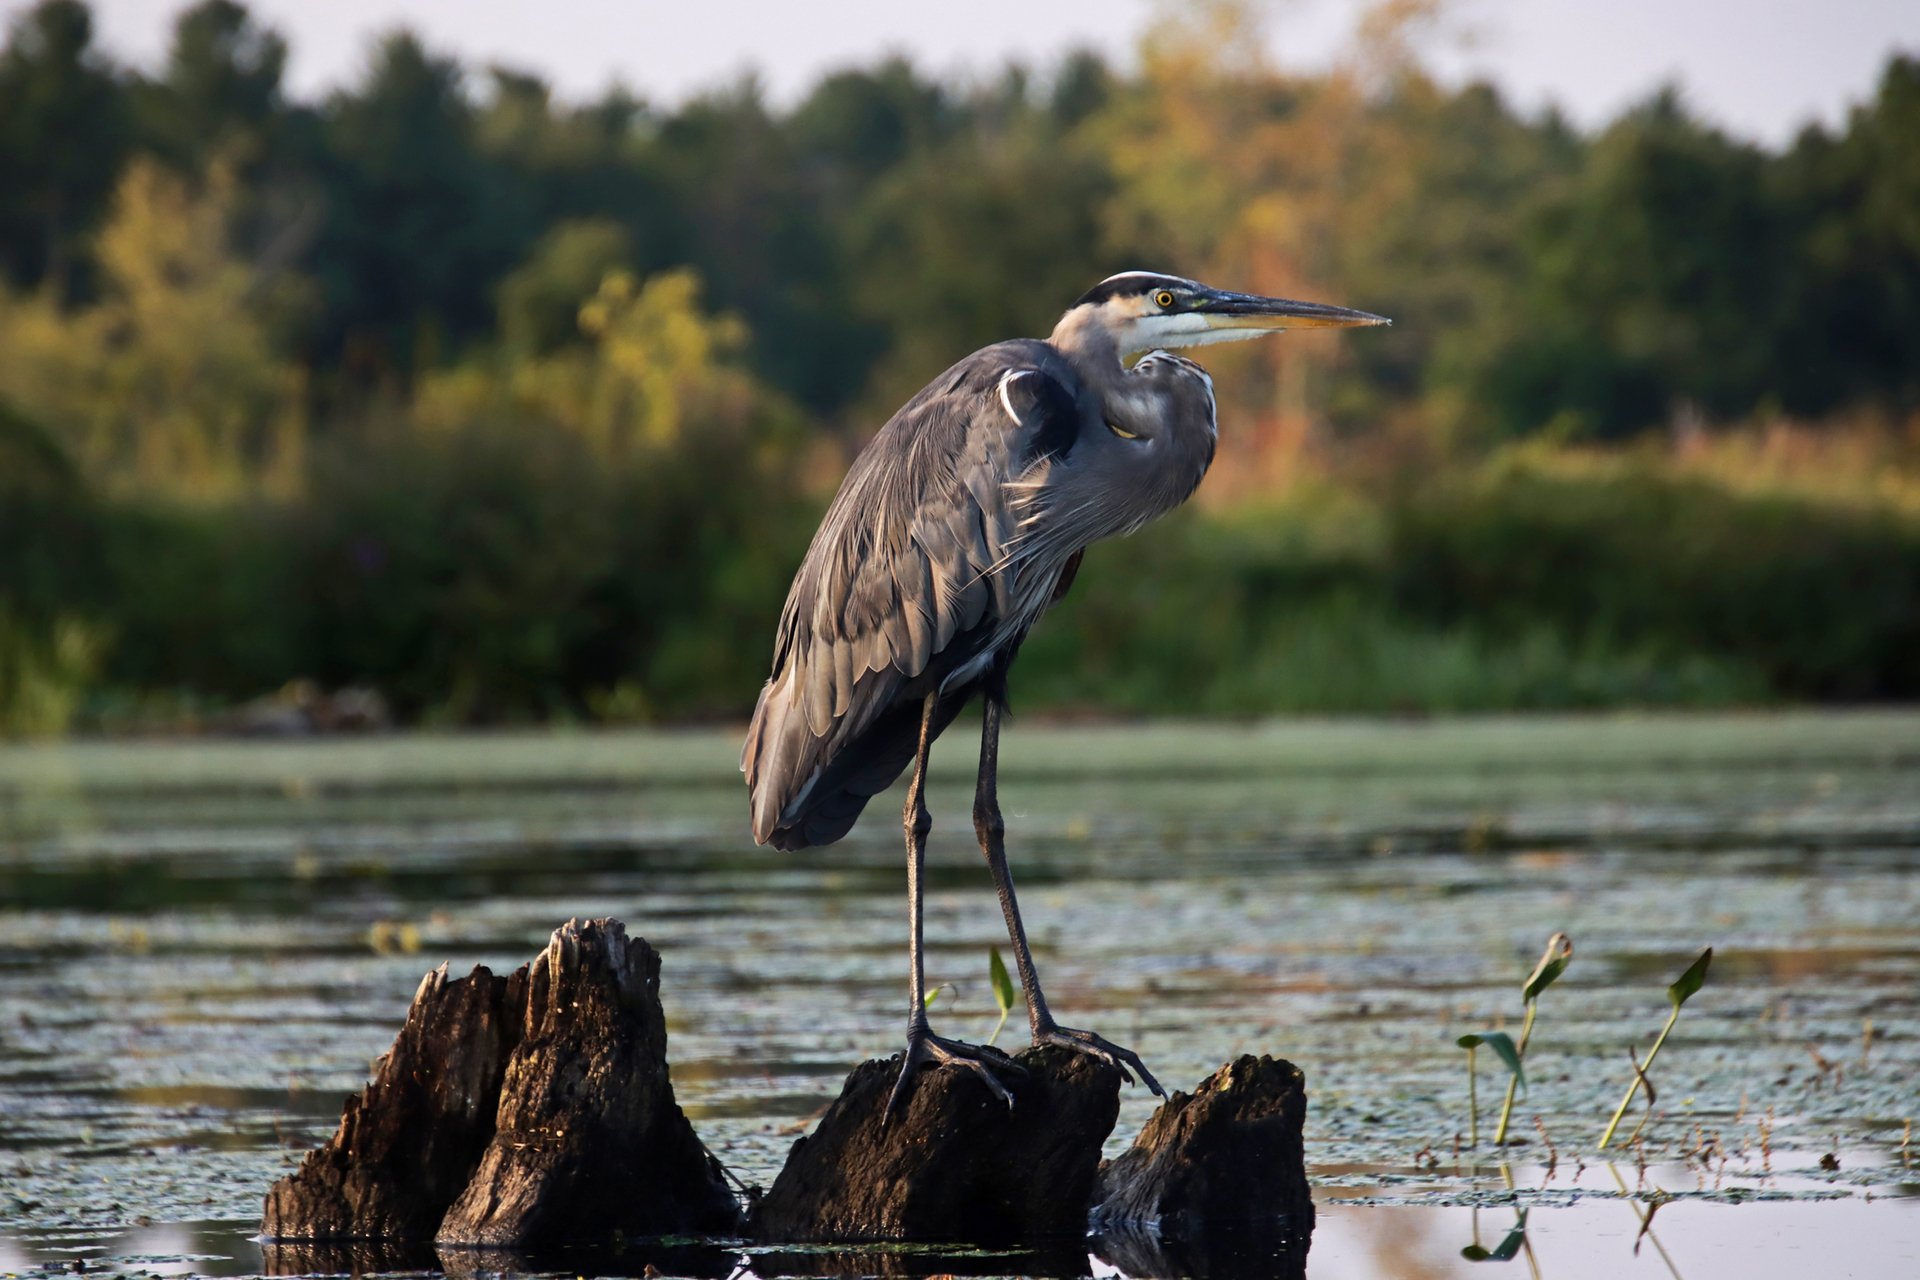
[
  {"xmin": 751, "ymin": 1045, "xmax": 1122, "ymax": 1245},
  {"xmin": 261, "ymin": 960, "xmax": 526, "ymax": 1240},
  {"xmin": 262, "ymin": 918, "xmax": 740, "ymax": 1249},
  {"xmin": 1089, "ymin": 1055, "xmax": 1313, "ymax": 1278},
  {"xmin": 436, "ymin": 919, "xmax": 739, "ymax": 1246},
  {"xmin": 262, "ymin": 912, "xmax": 1318, "ymax": 1273},
  {"xmin": 1092, "ymin": 1054, "xmax": 1313, "ymax": 1232}
]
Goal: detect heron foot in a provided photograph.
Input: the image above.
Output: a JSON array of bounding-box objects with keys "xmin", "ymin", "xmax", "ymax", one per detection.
[
  {"xmin": 1034, "ymin": 1022, "xmax": 1165, "ymax": 1097},
  {"xmin": 885, "ymin": 1025, "xmax": 1025, "ymax": 1119}
]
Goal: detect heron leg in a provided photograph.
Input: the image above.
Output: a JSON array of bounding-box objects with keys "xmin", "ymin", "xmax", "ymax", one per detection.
[
  {"xmin": 886, "ymin": 691, "xmax": 1024, "ymax": 1119},
  {"xmin": 973, "ymin": 693, "xmax": 1164, "ymax": 1096}
]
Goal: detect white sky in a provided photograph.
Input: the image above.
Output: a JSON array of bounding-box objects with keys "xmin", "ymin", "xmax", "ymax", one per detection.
[{"xmin": 36, "ymin": 0, "xmax": 1920, "ymax": 146}]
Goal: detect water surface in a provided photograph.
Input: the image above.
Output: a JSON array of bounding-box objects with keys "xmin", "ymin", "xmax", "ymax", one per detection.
[{"xmin": 2, "ymin": 713, "xmax": 1917, "ymax": 1276}]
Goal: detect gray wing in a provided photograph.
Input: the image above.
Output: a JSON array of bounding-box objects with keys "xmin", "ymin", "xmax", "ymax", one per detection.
[{"xmin": 742, "ymin": 341, "xmax": 1087, "ymax": 849}]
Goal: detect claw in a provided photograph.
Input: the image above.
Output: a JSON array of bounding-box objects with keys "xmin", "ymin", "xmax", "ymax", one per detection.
[
  {"xmin": 1035, "ymin": 1024, "xmax": 1165, "ymax": 1097},
  {"xmin": 885, "ymin": 1028, "xmax": 1026, "ymax": 1120}
]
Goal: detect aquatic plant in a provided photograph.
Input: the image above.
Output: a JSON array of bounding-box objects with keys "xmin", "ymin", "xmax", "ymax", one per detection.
[
  {"xmin": 1462, "ymin": 1164, "xmax": 1538, "ymax": 1267},
  {"xmin": 985, "ymin": 947, "xmax": 1016, "ymax": 1046},
  {"xmin": 1455, "ymin": 1032, "xmax": 1520, "ymax": 1149},
  {"xmin": 1461, "ymin": 1207, "xmax": 1529, "ymax": 1262},
  {"xmin": 1599, "ymin": 947, "xmax": 1713, "ymax": 1149},
  {"xmin": 1463, "ymin": 932, "xmax": 1573, "ymax": 1146}
]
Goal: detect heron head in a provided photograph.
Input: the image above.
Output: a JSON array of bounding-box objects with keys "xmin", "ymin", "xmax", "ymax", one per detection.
[{"xmin": 1056, "ymin": 271, "xmax": 1389, "ymax": 360}]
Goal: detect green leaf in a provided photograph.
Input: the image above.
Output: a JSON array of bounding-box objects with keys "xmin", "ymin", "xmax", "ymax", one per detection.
[
  {"xmin": 989, "ymin": 947, "xmax": 1015, "ymax": 1014},
  {"xmin": 1488, "ymin": 1219, "xmax": 1528, "ymax": 1261},
  {"xmin": 1523, "ymin": 932, "xmax": 1574, "ymax": 1002},
  {"xmin": 1461, "ymin": 1217, "xmax": 1529, "ymax": 1263},
  {"xmin": 923, "ymin": 986, "xmax": 939, "ymax": 1009},
  {"xmin": 1668, "ymin": 947, "xmax": 1712, "ymax": 1009},
  {"xmin": 1477, "ymin": 1031, "xmax": 1525, "ymax": 1092},
  {"xmin": 1457, "ymin": 1033, "xmax": 1485, "ymax": 1050}
]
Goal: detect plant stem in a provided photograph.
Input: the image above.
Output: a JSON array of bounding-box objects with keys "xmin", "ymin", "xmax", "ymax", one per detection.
[
  {"xmin": 1493, "ymin": 1001, "xmax": 1537, "ymax": 1144},
  {"xmin": 1599, "ymin": 1004, "xmax": 1682, "ymax": 1150},
  {"xmin": 1467, "ymin": 1044, "xmax": 1480, "ymax": 1148}
]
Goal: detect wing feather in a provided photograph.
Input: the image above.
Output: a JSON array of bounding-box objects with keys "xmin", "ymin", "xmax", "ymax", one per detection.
[{"xmin": 742, "ymin": 341, "xmax": 1091, "ymax": 848}]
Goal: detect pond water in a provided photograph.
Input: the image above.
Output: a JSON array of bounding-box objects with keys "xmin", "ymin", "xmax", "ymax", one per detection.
[{"xmin": 2, "ymin": 713, "xmax": 1917, "ymax": 1278}]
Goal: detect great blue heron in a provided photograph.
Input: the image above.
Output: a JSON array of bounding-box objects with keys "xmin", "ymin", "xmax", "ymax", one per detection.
[{"xmin": 743, "ymin": 271, "xmax": 1388, "ymax": 1111}]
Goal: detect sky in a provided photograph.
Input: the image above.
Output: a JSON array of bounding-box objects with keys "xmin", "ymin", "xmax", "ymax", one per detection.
[{"xmin": 35, "ymin": 0, "xmax": 1920, "ymax": 146}]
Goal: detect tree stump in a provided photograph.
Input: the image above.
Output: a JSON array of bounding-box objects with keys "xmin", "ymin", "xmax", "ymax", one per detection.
[
  {"xmin": 261, "ymin": 918, "xmax": 740, "ymax": 1250},
  {"xmin": 436, "ymin": 919, "xmax": 740, "ymax": 1246},
  {"xmin": 261, "ymin": 960, "xmax": 526, "ymax": 1240},
  {"xmin": 751, "ymin": 1045, "xmax": 1122, "ymax": 1245},
  {"xmin": 1090, "ymin": 1055, "xmax": 1314, "ymax": 1279},
  {"xmin": 1091, "ymin": 1054, "xmax": 1313, "ymax": 1234}
]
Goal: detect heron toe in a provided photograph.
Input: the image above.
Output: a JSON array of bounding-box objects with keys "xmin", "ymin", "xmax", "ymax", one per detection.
[
  {"xmin": 1034, "ymin": 1023, "xmax": 1165, "ymax": 1097},
  {"xmin": 885, "ymin": 1026, "xmax": 1026, "ymax": 1118}
]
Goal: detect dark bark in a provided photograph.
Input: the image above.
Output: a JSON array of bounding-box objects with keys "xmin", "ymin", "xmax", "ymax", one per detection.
[
  {"xmin": 1091, "ymin": 1054, "xmax": 1313, "ymax": 1234},
  {"xmin": 261, "ymin": 918, "xmax": 740, "ymax": 1250},
  {"xmin": 751, "ymin": 1044, "xmax": 1121, "ymax": 1245},
  {"xmin": 261, "ymin": 915, "xmax": 1315, "ymax": 1271},
  {"xmin": 260, "ymin": 960, "xmax": 526, "ymax": 1240},
  {"xmin": 435, "ymin": 919, "xmax": 742, "ymax": 1245}
]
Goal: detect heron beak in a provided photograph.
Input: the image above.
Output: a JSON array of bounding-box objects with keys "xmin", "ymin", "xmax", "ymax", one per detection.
[{"xmin": 1191, "ymin": 288, "xmax": 1391, "ymax": 332}]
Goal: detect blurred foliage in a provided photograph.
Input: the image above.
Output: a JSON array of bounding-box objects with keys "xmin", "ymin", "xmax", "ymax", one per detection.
[
  {"xmin": 0, "ymin": 0, "xmax": 1916, "ymax": 733},
  {"xmin": 0, "ymin": 156, "xmax": 308, "ymax": 498}
]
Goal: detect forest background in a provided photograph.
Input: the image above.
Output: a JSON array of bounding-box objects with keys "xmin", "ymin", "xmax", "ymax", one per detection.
[{"xmin": 1, "ymin": 0, "xmax": 1916, "ymax": 733}]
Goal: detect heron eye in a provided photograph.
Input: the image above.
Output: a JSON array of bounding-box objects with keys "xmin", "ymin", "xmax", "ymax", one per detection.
[
  {"xmin": 1107, "ymin": 421, "xmax": 1142, "ymax": 440},
  {"xmin": 1154, "ymin": 290, "xmax": 1175, "ymax": 309}
]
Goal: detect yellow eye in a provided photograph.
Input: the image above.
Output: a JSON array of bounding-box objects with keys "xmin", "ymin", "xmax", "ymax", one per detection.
[
  {"xmin": 1154, "ymin": 290, "xmax": 1175, "ymax": 309},
  {"xmin": 1107, "ymin": 421, "xmax": 1141, "ymax": 440}
]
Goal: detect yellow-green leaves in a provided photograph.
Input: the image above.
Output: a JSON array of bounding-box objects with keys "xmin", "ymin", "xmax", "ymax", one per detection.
[
  {"xmin": 1487, "ymin": 933, "xmax": 1574, "ymax": 1144},
  {"xmin": 1669, "ymin": 947, "xmax": 1713, "ymax": 1009},
  {"xmin": 1467, "ymin": 1031, "xmax": 1525, "ymax": 1093},
  {"xmin": 0, "ymin": 159, "xmax": 308, "ymax": 500},
  {"xmin": 1457, "ymin": 1025, "xmax": 1528, "ymax": 1150},
  {"xmin": 414, "ymin": 266, "xmax": 756, "ymax": 459},
  {"xmin": 1523, "ymin": 932, "xmax": 1574, "ymax": 1003},
  {"xmin": 1599, "ymin": 947, "xmax": 1714, "ymax": 1150},
  {"xmin": 986, "ymin": 947, "xmax": 1016, "ymax": 1046}
]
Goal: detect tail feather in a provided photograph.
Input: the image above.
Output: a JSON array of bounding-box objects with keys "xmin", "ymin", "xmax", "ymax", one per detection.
[
  {"xmin": 743, "ymin": 673, "xmax": 970, "ymax": 851},
  {"xmin": 742, "ymin": 671, "xmax": 809, "ymax": 846}
]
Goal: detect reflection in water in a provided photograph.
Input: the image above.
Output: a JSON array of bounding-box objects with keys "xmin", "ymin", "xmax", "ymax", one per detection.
[
  {"xmin": 258, "ymin": 1238, "xmax": 439, "ymax": 1277},
  {"xmin": 2, "ymin": 1198, "xmax": 1920, "ymax": 1279},
  {"xmin": 1460, "ymin": 1206, "xmax": 1531, "ymax": 1265},
  {"xmin": 744, "ymin": 1240, "xmax": 1091, "ymax": 1278},
  {"xmin": 1091, "ymin": 1216, "xmax": 1312, "ymax": 1280}
]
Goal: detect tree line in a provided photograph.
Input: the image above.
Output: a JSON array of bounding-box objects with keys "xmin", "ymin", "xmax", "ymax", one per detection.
[{"xmin": 1, "ymin": 0, "xmax": 1916, "ymax": 731}]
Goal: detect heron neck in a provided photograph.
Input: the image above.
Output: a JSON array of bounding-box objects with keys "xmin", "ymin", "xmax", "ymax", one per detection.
[{"xmin": 1047, "ymin": 307, "xmax": 1126, "ymax": 374}]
